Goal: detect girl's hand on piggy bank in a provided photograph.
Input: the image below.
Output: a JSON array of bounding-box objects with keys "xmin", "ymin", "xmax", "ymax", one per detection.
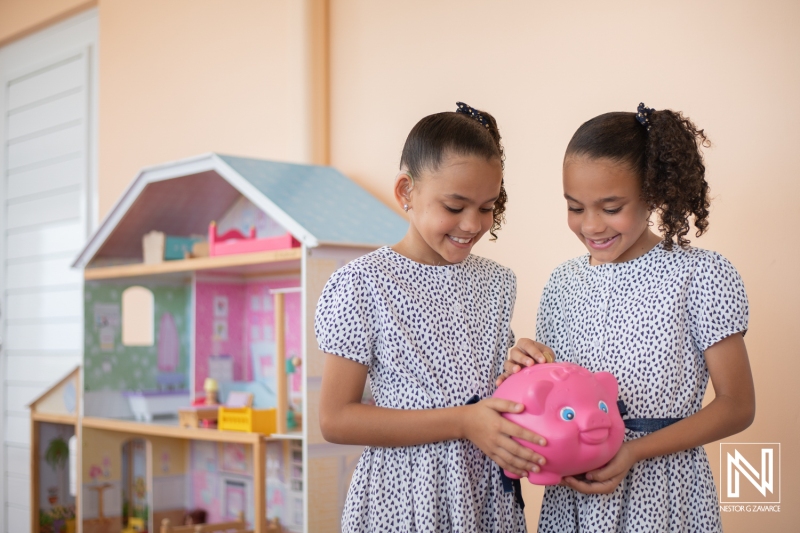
[
  {"xmin": 496, "ymin": 338, "xmax": 556, "ymax": 386},
  {"xmin": 560, "ymin": 441, "xmax": 639, "ymax": 494},
  {"xmin": 461, "ymin": 398, "xmax": 548, "ymax": 478}
]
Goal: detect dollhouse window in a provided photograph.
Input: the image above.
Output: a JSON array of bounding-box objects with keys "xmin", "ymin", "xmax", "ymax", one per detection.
[{"xmin": 122, "ymin": 286, "xmax": 154, "ymax": 346}]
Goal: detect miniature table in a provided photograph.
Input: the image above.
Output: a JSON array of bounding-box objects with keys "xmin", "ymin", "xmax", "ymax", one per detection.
[{"xmin": 178, "ymin": 405, "xmax": 219, "ymax": 428}]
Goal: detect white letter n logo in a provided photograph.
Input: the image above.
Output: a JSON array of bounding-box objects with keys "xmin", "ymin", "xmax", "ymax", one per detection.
[{"xmin": 726, "ymin": 448, "xmax": 773, "ymax": 498}]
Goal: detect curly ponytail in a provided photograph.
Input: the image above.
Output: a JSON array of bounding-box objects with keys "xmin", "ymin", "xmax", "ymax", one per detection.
[
  {"xmin": 400, "ymin": 104, "xmax": 507, "ymax": 240},
  {"xmin": 565, "ymin": 106, "xmax": 711, "ymax": 250},
  {"xmin": 643, "ymin": 110, "xmax": 710, "ymax": 249}
]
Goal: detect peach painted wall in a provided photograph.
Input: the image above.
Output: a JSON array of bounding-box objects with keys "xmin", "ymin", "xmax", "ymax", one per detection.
[
  {"xmin": 0, "ymin": 0, "xmax": 95, "ymax": 45},
  {"xmin": 97, "ymin": 0, "xmax": 293, "ymax": 217},
  {"xmin": 328, "ymin": 1, "xmax": 800, "ymax": 531}
]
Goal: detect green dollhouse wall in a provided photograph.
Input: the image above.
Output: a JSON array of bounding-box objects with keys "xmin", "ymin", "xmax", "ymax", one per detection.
[{"xmin": 84, "ymin": 281, "xmax": 191, "ymax": 392}]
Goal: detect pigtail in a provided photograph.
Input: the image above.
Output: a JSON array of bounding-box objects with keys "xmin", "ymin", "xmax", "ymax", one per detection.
[
  {"xmin": 478, "ymin": 110, "xmax": 507, "ymax": 240},
  {"xmin": 643, "ymin": 110, "xmax": 711, "ymax": 250}
]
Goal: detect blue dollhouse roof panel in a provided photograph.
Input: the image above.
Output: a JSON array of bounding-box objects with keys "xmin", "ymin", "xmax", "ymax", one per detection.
[{"xmin": 218, "ymin": 155, "xmax": 406, "ymax": 247}]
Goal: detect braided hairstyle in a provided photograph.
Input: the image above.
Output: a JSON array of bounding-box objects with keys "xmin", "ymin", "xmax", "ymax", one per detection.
[
  {"xmin": 565, "ymin": 105, "xmax": 711, "ymax": 250},
  {"xmin": 400, "ymin": 103, "xmax": 507, "ymax": 240}
]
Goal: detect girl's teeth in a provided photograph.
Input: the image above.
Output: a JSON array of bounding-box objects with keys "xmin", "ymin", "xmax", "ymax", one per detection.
[{"xmin": 449, "ymin": 235, "xmax": 471, "ymax": 244}]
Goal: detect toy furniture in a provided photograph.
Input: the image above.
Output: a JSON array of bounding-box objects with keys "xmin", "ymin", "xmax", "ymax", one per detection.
[
  {"xmin": 177, "ymin": 405, "xmax": 219, "ymax": 429},
  {"xmin": 179, "ymin": 388, "xmax": 255, "ymax": 429},
  {"xmin": 208, "ymin": 221, "xmax": 300, "ymax": 257},
  {"xmin": 124, "ymin": 390, "xmax": 191, "ymax": 422},
  {"xmin": 29, "ymin": 154, "xmax": 405, "ymax": 533},
  {"xmin": 143, "ymin": 231, "xmax": 204, "ymax": 263}
]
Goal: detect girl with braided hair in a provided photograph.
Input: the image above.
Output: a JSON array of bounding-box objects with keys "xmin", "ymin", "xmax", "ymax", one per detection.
[
  {"xmin": 316, "ymin": 102, "xmax": 552, "ymax": 532},
  {"xmin": 503, "ymin": 104, "xmax": 755, "ymax": 532}
]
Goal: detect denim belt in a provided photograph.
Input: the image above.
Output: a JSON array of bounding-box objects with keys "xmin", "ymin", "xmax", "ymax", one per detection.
[
  {"xmin": 616, "ymin": 400, "xmax": 683, "ymax": 433},
  {"xmin": 466, "ymin": 394, "xmax": 525, "ymax": 510}
]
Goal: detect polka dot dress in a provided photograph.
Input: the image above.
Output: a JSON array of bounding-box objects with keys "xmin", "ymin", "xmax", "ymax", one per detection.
[
  {"xmin": 536, "ymin": 243, "xmax": 749, "ymax": 533},
  {"xmin": 315, "ymin": 247, "xmax": 526, "ymax": 533}
]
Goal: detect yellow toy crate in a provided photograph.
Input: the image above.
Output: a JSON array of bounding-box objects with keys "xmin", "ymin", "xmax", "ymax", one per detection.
[{"xmin": 218, "ymin": 406, "xmax": 277, "ymax": 435}]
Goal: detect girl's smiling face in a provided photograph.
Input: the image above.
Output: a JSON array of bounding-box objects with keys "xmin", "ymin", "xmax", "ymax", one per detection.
[
  {"xmin": 563, "ymin": 156, "xmax": 661, "ymax": 265},
  {"xmin": 394, "ymin": 152, "xmax": 502, "ymax": 265}
]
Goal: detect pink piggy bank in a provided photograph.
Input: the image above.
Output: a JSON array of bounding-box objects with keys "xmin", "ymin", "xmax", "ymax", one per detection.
[{"xmin": 493, "ymin": 362, "xmax": 625, "ymax": 485}]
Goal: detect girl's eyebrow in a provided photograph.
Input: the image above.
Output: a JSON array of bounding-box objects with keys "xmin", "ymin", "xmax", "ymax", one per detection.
[
  {"xmin": 564, "ymin": 193, "xmax": 625, "ymax": 204},
  {"xmin": 445, "ymin": 193, "xmax": 499, "ymax": 203}
]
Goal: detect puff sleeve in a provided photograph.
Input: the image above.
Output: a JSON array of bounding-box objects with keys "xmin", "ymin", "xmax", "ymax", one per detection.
[
  {"xmin": 688, "ymin": 251, "xmax": 749, "ymax": 353},
  {"xmin": 315, "ymin": 264, "xmax": 378, "ymax": 366}
]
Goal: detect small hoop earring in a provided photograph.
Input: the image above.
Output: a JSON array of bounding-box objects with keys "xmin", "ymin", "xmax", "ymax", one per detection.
[{"xmin": 403, "ymin": 204, "xmax": 409, "ymax": 212}]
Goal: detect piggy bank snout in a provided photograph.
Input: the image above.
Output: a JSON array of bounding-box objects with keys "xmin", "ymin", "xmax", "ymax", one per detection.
[{"xmin": 578, "ymin": 411, "xmax": 612, "ymax": 445}]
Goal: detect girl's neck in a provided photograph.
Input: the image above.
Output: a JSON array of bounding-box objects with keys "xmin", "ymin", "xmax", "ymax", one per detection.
[{"xmin": 391, "ymin": 241, "xmax": 454, "ymax": 267}]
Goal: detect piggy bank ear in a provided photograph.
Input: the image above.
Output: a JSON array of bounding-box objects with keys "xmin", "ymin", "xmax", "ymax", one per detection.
[
  {"xmin": 523, "ymin": 380, "xmax": 553, "ymax": 415},
  {"xmin": 594, "ymin": 372, "xmax": 619, "ymax": 400}
]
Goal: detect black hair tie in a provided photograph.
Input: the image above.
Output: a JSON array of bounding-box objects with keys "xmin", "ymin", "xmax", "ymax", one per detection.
[
  {"xmin": 636, "ymin": 102, "xmax": 655, "ymax": 131},
  {"xmin": 456, "ymin": 101, "xmax": 490, "ymax": 129}
]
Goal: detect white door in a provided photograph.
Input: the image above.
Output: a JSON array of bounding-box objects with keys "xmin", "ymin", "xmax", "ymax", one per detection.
[{"xmin": 0, "ymin": 9, "xmax": 97, "ymax": 533}]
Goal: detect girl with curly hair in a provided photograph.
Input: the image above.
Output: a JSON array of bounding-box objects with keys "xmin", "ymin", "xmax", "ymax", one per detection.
[
  {"xmin": 503, "ymin": 104, "xmax": 755, "ymax": 532},
  {"xmin": 317, "ymin": 102, "xmax": 553, "ymax": 532}
]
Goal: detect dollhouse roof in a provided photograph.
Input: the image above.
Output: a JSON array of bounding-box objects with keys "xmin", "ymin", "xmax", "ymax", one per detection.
[
  {"xmin": 73, "ymin": 153, "xmax": 407, "ymax": 267},
  {"xmin": 27, "ymin": 366, "xmax": 80, "ymax": 420}
]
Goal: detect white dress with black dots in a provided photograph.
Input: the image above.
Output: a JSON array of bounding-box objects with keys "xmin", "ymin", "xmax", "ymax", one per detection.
[
  {"xmin": 536, "ymin": 243, "xmax": 749, "ymax": 533},
  {"xmin": 315, "ymin": 247, "xmax": 526, "ymax": 533}
]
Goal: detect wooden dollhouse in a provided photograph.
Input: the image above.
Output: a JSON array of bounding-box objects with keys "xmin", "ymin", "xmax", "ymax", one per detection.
[{"xmin": 29, "ymin": 154, "xmax": 406, "ymax": 533}]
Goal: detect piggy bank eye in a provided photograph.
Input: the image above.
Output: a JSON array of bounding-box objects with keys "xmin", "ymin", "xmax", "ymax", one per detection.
[
  {"xmin": 598, "ymin": 401, "xmax": 609, "ymax": 413},
  {"xmin": 560, "ymin": 407, "xmax": 576, "ymax": 421}
]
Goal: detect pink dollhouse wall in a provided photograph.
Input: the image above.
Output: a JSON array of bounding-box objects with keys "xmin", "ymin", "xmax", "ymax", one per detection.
[
  {"xmin": 245, "ymin": 281, "xmax": 303, "ymax": 401},
  {"xmin": 195, "ymin": 281, "xmax": 248, "ymax": 391},
  {"xmin": 194, "ymin": 279, "xmax": 302, "ymax": 404},
  {"xmin": 189, "ymin": 441, "xmax": 254, "ymax": 525}
]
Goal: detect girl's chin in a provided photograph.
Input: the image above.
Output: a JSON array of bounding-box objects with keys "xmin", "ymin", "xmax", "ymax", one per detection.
[
  {"xmin": 435, "ymin": 244, "xmax": 471, "ymax": 264},
  {"xmin": 585, "ymin": 243, "xmax": 624, "ymax": 264}
]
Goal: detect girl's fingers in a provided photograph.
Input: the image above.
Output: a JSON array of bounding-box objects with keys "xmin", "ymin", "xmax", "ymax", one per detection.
[
  {"xmin": 503, "ymin": 421, "xmax": 547, "ymax": 449},
  {"xmin": 500, "ymin": 436, "xmax": 547, "ymax": 467},
  {"xmin": 508, "ymin": 345, "xmax": 537, "ymax": 366},
  {"xmin": 492, "ymin": 446, "xmax": 539, "ymax": 475},
  {"xmin": 496, "ymin": 360, "xmax": 524, "ymax": 385},
  {"xmin": 500, "ymin": 339, "xmax": 558, "ymax": 385},
  {"xmin": 585, "ymin": 465, "xmax": 608, "ymax": 482},
  {"xmin": 502, "ymin": 360, "xmax": 522, "ymax": 375},
  {"xmin": 562, "ymin": 474, "xmax": 618, "ymax": 495},
  {"xmin": 511, "ymin": 338, "xmax": 556, "ymax": 365},
  {"xmin": 562, "ymin": 475, "xmax": 597, "ymax": 493},
  {"xmin": 483, "ymin": 397, "xmax": 524, "ymax": 414},
  {"xmin": 496, "ymin": 364, "xmax": 519, "ymax": 386},
  {"xmin": 480, "ymin": 399, "xmax": 547, "ymax": 446}
]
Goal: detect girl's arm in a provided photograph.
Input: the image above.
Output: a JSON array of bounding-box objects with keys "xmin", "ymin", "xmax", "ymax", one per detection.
[
  {"xmin": 564, "ymin": 332, "xmax": 755, "ymax": 494},
  {"xmin": 319, "ymin": 352, "xmax": 548, "ymax": 478}
]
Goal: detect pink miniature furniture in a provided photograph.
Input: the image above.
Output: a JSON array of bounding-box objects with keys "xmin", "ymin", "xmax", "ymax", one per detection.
[{"xmin": 208, "ymin": 221, "xmax": 300, "ymax": 257}]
